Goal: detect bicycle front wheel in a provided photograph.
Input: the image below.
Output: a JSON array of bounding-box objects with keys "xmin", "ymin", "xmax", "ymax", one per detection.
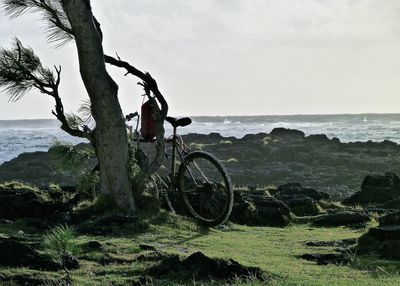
[{"xmin": 178, "ymin": 151, "xmax": 233, "ymax": 226}]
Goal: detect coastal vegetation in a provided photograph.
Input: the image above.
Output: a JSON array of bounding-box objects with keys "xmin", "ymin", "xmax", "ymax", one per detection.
[
  {"xmin": 1, "ymin": 195, "xmax": 400, "ymax": 285},
  {"xmin": 0, "ymin": 0, "xmax": 168, "ymax": 214}
]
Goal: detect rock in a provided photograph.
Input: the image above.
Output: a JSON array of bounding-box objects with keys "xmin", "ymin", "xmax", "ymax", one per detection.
[
  {"xmin": 148, "ymin": 251, "xmax": 268, "ymax": 281},
  {"xmin": 357, "ymin": 210, "xmax": 400, "ymax": 260},
  {"xmin": 4, "ymin": 129, "xmax": 400, "ymax": 202},
  {"xmin": 343, "ymin": 173, "xmax": 400, "ymax": 205},
  {"xmin": 62, "ymin": 253, "xmax": 80, "ymax": 270},
  {"xmin": 312, "ymin": 211, "xmax": 370, "ymax": 227},
  {"xmin": 379, "ymin": 211, "xmax": 400, "ymax": 226},
  {"xmin": 255, "ymin": 197, "xmax": 293, "ymax": 227},
  {"xmin": 0, "ymin": 238, "xmax": 38, "ymax": 267},
  {"xmin": 98, "ymin": 254, "xmax": 132, "ymax": 266},
  {"xmin": 304, "ymin": 238, "xmax": 357, "ymax": 248},
  {"xmin": 306, "ymin": 134, "xmax": 330, "ymax": 144},
  {"xmin": 299, "ymin": 253, "xmax": 348, "ymax": 265},
  {"xmin": 367, "ymin": 225, "xmax": 400, "ymax": 240},
  {"xmin": 269, "ymin": 128, "xmax": 305, "ymax": 142},
  {"xmin": 0, "ymin": 151, "xmax": 77, "ymax": 187},
  {"xmin": 358, "ymin": 226, "xmax": 400, "ymax": 259},
  {"xmin": 0, "ymin": 185, "xmax": 48, "ymax": 219},
  {"xmin": 230, "ymin": 190, "xmax": 292, "ymax": 227},
  {"xmin": 0, "ymin": 238, "xmax": 60, "ymax": 270},
  {"xmin": 273, "ymin": 183, "xmax": 329, "ymax": 216},
  {"xmin": 82, "ymin": 240, "xmax": 102, "ymax": 251},
  {"xmin": 277, "ymin": 183, "xmax": 330, "ymax": 201},
  {"xmin": 0, "ymin": 182, "xmax": 76, "ymax": 221},
  {"xmin": 281, "ymin": 196, "xmax": 321, "ymax": 216},
  {"xmin": 382, "ymin": 198, "xmax": 400, "ymax": 210}
]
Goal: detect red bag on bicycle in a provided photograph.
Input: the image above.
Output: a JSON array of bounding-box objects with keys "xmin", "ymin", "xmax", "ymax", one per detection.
[{"xmin": 140, "ymin": 99, "xmax": 157, "ymax": 140}]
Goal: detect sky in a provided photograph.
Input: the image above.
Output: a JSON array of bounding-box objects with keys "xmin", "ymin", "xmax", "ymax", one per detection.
[{"xmin": 0, "ymin": 0, "xmax": 400, "ymax": 119}]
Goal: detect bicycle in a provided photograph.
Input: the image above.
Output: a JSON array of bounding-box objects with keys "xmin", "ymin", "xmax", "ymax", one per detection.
[{"xmin": 131, "ymin": 115, "xmax": 234, "ymax": 227}]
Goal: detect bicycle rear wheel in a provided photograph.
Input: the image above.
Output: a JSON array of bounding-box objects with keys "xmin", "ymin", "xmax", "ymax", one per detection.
[{"xmin": 178, "ymin": 151, "xmax": 233, "ymax": 226}]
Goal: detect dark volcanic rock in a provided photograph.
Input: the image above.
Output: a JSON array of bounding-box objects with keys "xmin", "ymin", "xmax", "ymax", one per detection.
[
  {"xmin": 299, "ymin": 253, "xmax": 348, "ymax": 265},
  {"xmin": 357, "ymin": 209, "xmax": 400, "ymax": 260},
  {"xmin": 378, "ymin": 211, "xmax": 400, "ymax": 226},
  {"xmin": 281, "ymin": 196, "xmax": 321, "ymax": 216},
  {"xmin": 148, "ymin": 251, "xmax": 267, "ymax": 281},
  {"xmin": 270, "ymin": 128, "xmax": 305, "ymax": 142},
  {"xmin": 4, "ymin": 129, "xmax": 400, "ymax": 201},
  {"xmin": 230, "ymin": 190, "xmax": 292, "ymax": 227},
  {"xmin": 0, "ymin": 185, "xmax": 49, "ymax": 220},
  {"xmin": 382, "ymin": 198, "xmax": 400, "ymax": 210},
  {"xmin": 343, "ymin": 173, "xmax": 400, "ymax": 205},
  {"xmin": 0, "ymin": 183, "xmax": 76, "ymax": 221},
  {"xmin": 0, "ymin": 238, "xmax": 61, "ymax": 270},
  {"xmin": 358, "ymin": 225, "xmax": 400, "ymax": 260},
  {"xmin": 312, "ymin": 211, "xmax": 370, "ymax": 227},
  {"xmin": 274, "ymin": 183, "xmax": 329, "ymax": 216},
  {"xmin": 277, "ymin": 183, "xmax": 330, "ymax": 201},
  {"xmin": 304, "ymin": 238, "xmax": 357, "ymax": 248},
  {"xmin": 0, "ymin": 151, "xmax": 77, "ymax": 187},
  {"xmin": 306, "ymin": 134, "xmax": 331, "ymax": 144}
]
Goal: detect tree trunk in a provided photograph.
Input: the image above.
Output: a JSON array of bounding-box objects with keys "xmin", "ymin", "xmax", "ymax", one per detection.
[{"xmin": 61, "ymin": 0, "xmax": 135, "ymax": 212}]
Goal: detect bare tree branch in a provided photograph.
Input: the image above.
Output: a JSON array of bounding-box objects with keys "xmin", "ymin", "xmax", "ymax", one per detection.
[
  {"xmin": 104, "ymin": 54, "xmax": 169, "ymax": 177},
  {"xmin": 104, "ymin": 54, "xmax": 168, "ymax": 118}
]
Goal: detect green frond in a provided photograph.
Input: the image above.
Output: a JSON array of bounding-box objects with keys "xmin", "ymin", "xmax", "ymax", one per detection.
[
  {"xmin": 65, "ymin": 113, "xmax": 84, "ymax": 130},
  {"xmin": 39, "ymin": 0, "xmax": 73, "ymax": 46},
  {"xmin": 42, "ymin": 224, "xmax": 78, "ymax": 265},
  {"xmin": 1, "ymin": 0, "xmax": 73, "ymax": 46},
  {"xmin": 77, "ymin": 99, "xmax": 94, "ymax": 125},
  {"xmin": 49, "ymin": 140, "xmax": 95, "ymax": 173},
  {"xmin": 0, "ymin": 38, "xmax": 55, "ymax": 101},
  {"xmin": 1, "ymin": 0, "xmax": 31, "ymax": 19}
]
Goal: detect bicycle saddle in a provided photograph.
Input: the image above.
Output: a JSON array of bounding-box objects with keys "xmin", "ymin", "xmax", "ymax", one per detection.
[{"xmin": 166, "ymin": 116, "xmax": 192, "ymax": 128}]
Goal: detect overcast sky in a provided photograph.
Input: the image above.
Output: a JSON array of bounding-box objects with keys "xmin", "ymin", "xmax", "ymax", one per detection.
[{"xmin": 0, "ymin": 0, "xmax": 400, "ymax": 119}]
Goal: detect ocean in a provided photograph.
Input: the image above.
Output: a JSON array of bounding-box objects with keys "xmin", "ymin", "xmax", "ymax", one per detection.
[{"xmin": 1, "ymin": 113, "xmax": 400, "ymax": 164}]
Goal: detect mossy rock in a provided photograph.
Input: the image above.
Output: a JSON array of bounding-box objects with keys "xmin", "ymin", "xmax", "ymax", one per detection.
[
  {"xmin": 343, "ymin": 173, "xmax": 400, "ymax": 206},
  {"xmin": 358, "ymin": 228, "xmax": 400, "ymax": 259},
  {"xmin": 230, "ymin": 190, "xmax": 292, "ymax": 227},
  {"xmin": 379, "ymin": 211, "xmax": 400, "ymax": 226},
  {"xmin": 282, "ymin": 197, "xmax": 322, "ymax": 216},
  {"xmin": 312, "ymin": 211, "xmax": 370, "ymax": 227},
  {"xmin": 0, "ymin": 182, "xmax": 76, "ymax": 221}
]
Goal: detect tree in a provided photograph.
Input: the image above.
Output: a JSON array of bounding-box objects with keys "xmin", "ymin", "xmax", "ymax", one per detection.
[{"xmin": 0, "ymin": 0, "xmax": 168, "ymax": 213}]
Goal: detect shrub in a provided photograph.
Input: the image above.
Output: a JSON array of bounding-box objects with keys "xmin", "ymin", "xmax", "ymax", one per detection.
[{"xmin": 42, "ymin": 224, "xmax": 78, "ymax": 267}]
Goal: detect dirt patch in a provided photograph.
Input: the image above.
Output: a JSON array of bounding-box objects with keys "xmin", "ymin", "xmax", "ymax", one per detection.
[
  {"xmin": 304, "ymin": 238, "xmax": 357, "ymax": 248},
  {"xmin": 299, "ymin": 253, "xmax": 349, "ymax": 265}
]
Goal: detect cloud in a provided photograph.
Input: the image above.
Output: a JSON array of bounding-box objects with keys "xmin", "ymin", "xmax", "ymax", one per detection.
[{"xmin": 1, "ymin": 0, "xmax": 400, "ymax": 118}]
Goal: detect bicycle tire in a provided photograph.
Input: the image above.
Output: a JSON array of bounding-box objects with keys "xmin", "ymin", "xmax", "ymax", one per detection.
[{"xmin": 177, "ymin": 151, "xmax": 233, "ymax": 226}]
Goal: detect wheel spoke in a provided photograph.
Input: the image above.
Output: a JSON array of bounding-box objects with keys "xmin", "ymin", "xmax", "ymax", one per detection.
[{"xmin": 178, "ymin": 151, "xmax": 233, "ymax": 226}]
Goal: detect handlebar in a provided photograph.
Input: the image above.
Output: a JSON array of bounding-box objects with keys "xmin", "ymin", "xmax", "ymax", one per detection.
[{"xmin": 125, "ymin": 112, "xmax": 138, "ymax": 121}]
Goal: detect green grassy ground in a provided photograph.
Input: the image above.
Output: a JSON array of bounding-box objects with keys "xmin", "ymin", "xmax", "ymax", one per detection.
[{"xmin": 1, "ymin": 211, "xmax": 400, "ymax": 285}]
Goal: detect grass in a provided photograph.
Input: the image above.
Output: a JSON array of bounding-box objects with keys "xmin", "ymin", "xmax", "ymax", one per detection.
[{"xmin": 1, "ymin": 211, "xmax": 400, "ymax": 285}]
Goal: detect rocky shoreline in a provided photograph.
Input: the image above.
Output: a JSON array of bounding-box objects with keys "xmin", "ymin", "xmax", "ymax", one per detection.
[
  {"xmin": 184, "ymin": 128, "xmax": 400, "ymax": 200},
  {"xmin": 2, "ymin": 127, "xmax": 400, "ymax": 200},
  {"xmin": 1, "ymin": 127, "xmax": 400, "ymax": 280}
]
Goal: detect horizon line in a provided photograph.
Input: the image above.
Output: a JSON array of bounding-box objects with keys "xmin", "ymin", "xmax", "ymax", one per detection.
[{"xmin": 2, "ymin": 112, "xmax": 400, "ymax": 120}]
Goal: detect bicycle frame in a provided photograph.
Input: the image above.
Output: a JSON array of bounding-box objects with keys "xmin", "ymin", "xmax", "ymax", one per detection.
[{"xmin": 168, "ymin": 125, "xmax": 188, "ymax": 188}]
